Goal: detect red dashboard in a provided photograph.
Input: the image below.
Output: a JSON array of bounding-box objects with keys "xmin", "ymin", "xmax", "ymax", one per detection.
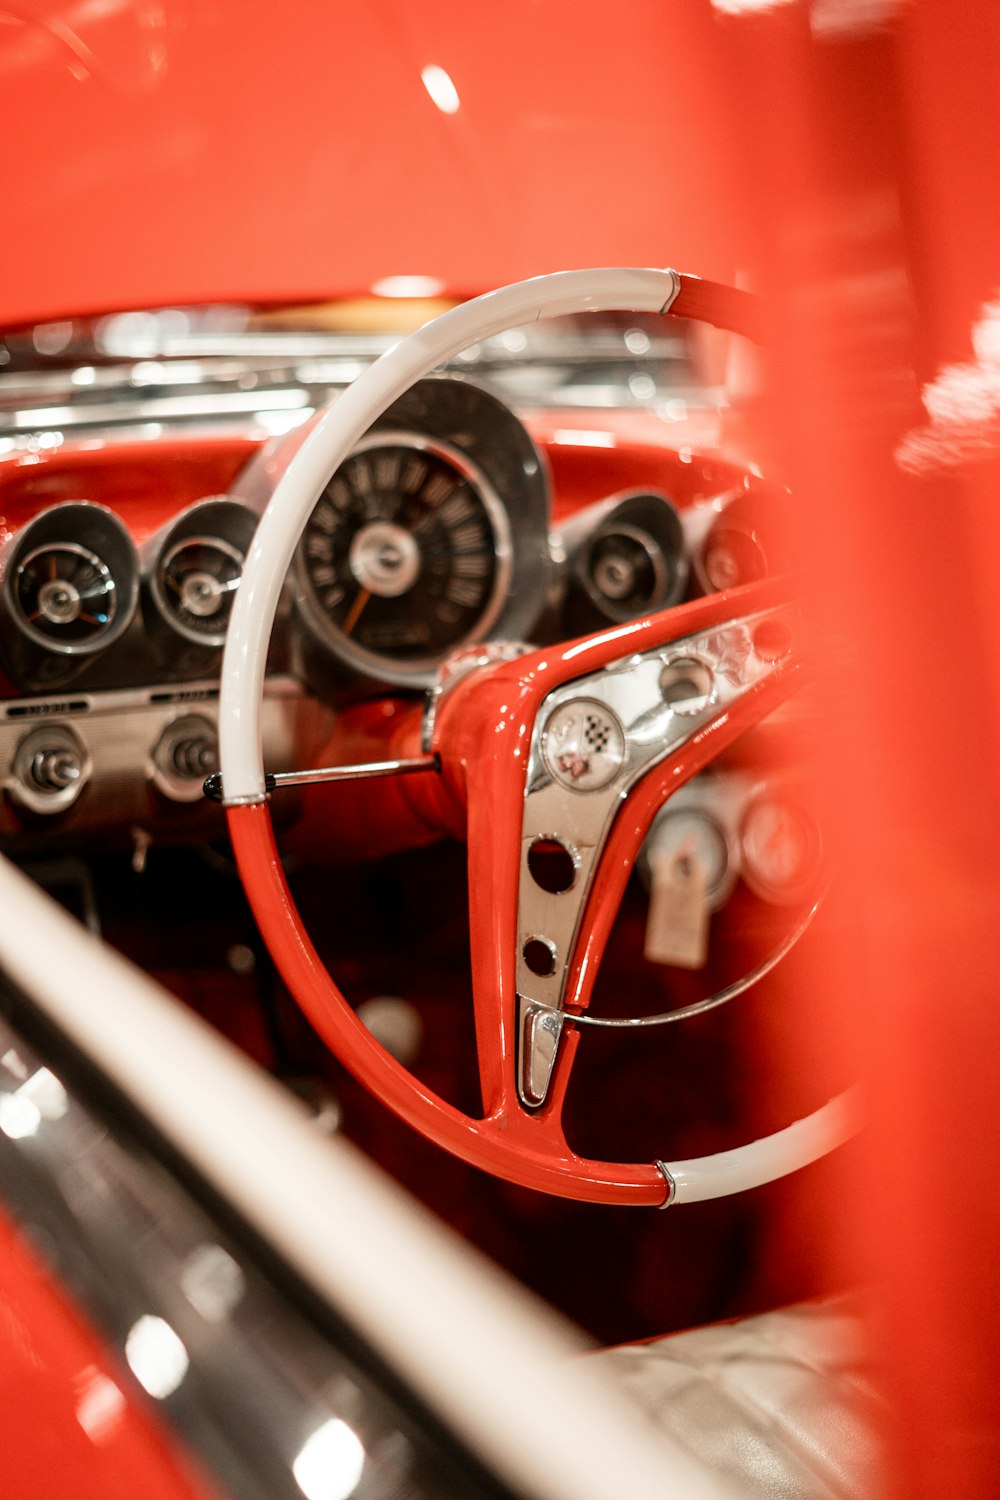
[{"xmin": 0, "ymin": 370, "xmax": 791, "ymax": 876}]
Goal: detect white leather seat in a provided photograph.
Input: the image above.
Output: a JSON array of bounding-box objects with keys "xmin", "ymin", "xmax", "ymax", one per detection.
[{"xmin": 588, "ymin": 1295, "xmax": 885, "ymax": 1499}]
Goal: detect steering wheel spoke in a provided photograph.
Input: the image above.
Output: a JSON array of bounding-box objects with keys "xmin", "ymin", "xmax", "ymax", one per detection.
[{"xmin": 441, "ymin": 582, "xmax": 801, "ymax": 1110}]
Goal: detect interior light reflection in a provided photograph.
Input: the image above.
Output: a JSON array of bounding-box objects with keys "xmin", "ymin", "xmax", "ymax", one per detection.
[
  {"xmin": 14, "ymin": 407, "xmax": 75, "ymax": 430},
  {"xmin": 293, "ymin": 1418, "xmax": 366, "ymax": 1500},
  {"xmin": 563, "ymin": 625, "xmax": 632, "ymax": 661},
  {"xmin": 0, "ymin": 1046, "xmax": 29, "ymax": 1082},
  {"xmin": 711, "ymin": 0, "xmax": 795, "ymax": 13},
  {"xmin": 370, "ymin": 275, "xmax": 446, "ymax": 299},
  {"xmin": 896, "ymin": 290, "xmax": 1000, "ymax": 473},
  {"xmin": 124, "ymin": 1316, "xmax": 190, "ymax": 1399},
  {"xmin": 0, "ymin": 1067, "xmax": 68, "ymax": 1138},
  {"xmin": 181, "ymin": 1243, "xmax": 246, "ymax": 1322},
  {"xmin": 22, "ymin": 1066, "xmax": 68, "ymax": 1120},
  {"xmin": 75, "ymin": 1367, "xmax": 126, "ymax": 1444},
  {"xmin": 420, "ymin": 64, "xmax": 460, "ymax": 115},
  {"xmin": 254, "ymin": 408, "xmax": 314, "ymax": 437},
  {"xmin": 713, "ymin": 0, "xmax": 909, "ymax": 35},
  {"xmin": 32, "ymin": 321, "xmax": 74, "ymax": 356},
  {"xmin": 659, "ymin": 398, "xmax": 688, "ymax": 422},
  {"xmin": 98, "ymin": 307, "xmax": 193, "ymax": 356},
  {"xmin": 500, "ymin": 328, "xmax": 528, "ymax": 354},
  {"xmin": 0, "ymin": 1091, "xmax": 42, "ymax": 1139},
  {"xmin": 811, "ymin": 0, "xmax": 904, "ymax": 38},
  {"xmin": 551, "ymin": 430, "xmax": 617, "ymax": 448}
]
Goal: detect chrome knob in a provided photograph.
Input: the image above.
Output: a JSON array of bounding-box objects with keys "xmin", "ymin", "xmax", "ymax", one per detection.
[
  {"xmin": 29, "ymin": 746, "xmax": 83, "ymax": 791},
  {"xmin": 170, "ymin": 735, "xmax": 217, "ymax": 780},
  {"xmin": 11, "ymin": 724, "xmax": 90, "ymax": 813},
  {"xmin": 151, "ymin": 714, "xmax": 218, "ymax": 802}
]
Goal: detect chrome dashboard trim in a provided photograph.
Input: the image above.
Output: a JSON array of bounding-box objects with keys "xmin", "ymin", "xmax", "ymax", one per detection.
[
  {"xmin": 8, "ymin": 387, "xmax": 313, "ymax": 431},
  {"xmin": 0, "ymin": 676, "xmax": 321, "ymax": 845}
]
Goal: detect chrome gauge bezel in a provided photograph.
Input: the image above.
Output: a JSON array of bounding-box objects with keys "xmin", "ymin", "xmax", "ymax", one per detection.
[
  {"xmin": 639, "ymin": 802, "xmax": 738, "ymax": 912},
  {"xmin": 739, "ymin": 788, "xmax": 823, "ymax": 905},
  {"xmin": 1, "ymin": 501, "xmax": 139, "ymax": 659},
  {"xmin": 562, "ymin": 488, "xmax": 687, "ymax": 632},
  {"xmin": 583, "ymin": 520, "xmax": 669, "ymax": 617},
  {"xmin": 294, "ymin": 429, "xmax": 515, "ymax": 684},
  {"xmin": 238, "ymin": 375, "xmax": 554, "ymax": 692},
  {"xmin": 15, "ymin": 542, "xmax": 117, "ymax": 643},
  {"xmin": 147, "ymin": 497, "xmax": 258, "ymax": 648}
]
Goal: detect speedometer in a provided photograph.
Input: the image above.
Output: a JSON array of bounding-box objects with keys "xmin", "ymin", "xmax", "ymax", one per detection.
[{"xmin": 296, "ymin": 433, "xmax": 512, "ymax": 676}]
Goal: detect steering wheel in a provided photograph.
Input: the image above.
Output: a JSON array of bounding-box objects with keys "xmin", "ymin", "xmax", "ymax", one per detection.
[{"xmin": 218, "ymin": 269, "xmax": 858, "ymax": 1206}]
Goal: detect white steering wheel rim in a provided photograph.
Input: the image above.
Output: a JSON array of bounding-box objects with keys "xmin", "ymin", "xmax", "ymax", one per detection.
[{"xmin": 219, "ymin": 267, "xmax": 683, "ymax": 802}]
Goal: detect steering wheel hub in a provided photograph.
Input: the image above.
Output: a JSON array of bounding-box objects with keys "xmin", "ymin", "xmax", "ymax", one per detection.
[{"xmin": 349, "ymin": 520, "xmax": 421, "ymax": 597}]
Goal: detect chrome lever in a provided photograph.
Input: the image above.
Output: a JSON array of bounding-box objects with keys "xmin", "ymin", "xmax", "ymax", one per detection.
[{"xmin": 203, "ymin": 753, "xmax": 440, "ymax": 804}]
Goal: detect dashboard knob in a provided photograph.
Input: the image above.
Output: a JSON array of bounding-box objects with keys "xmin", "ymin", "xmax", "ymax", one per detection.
[
  {"xmin": 29, "ymin": 746, "xmax": 83, "ymax": 791},
  {"xmin": 170, "ymin": 735, "xmax": 217, "ymax": 780},
  {"xmin": 10, "ymin": 724, "xmax": 90, "ymax": 814},
  {"xmin": 151, "ymin": 713, "xmax": 218, "ymax": 802}
]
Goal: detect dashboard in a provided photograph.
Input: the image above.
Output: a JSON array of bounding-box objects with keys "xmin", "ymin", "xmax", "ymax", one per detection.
[{"xmin": 0, "ymin": 339, "xmax": 806, "ymax": 909}]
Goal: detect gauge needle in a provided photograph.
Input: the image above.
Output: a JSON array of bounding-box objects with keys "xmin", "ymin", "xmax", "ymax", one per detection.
[{"xmin": 341, "ymin": 587, "xmax": 372, "ymax": 638}]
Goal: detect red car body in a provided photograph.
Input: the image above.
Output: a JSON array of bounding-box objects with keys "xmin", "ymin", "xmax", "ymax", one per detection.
[{"xmin": 2, "ymin": 3, "xmax": 1000, "ymax": 1497}]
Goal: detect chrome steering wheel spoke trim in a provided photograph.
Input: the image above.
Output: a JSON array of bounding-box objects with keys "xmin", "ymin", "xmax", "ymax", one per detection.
[{"xmin": 515, "ymin": 605, "xmax": 796, "ymax": 1108}]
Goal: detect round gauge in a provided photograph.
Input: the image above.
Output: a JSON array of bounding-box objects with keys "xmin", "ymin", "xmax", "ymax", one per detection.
[
  {"xmin": 697, "ymin": 489, "xmax": 792, "ymax": 594},
  {"xmin": 586, "ymin": 524, "xmax": 666, "ymax": 614},
  {"xmin": 13, "ymin": 542, "xmax": 117, "ymax": 649},
  {"xmin": 158, "ymin": 535, "xmax": 244, "ymax": 644},
  {"xmin": 642, "ymin": 807, "xmax": 736, "ymax": 911},
  {"xmin": 147, "ymin": 498, "xmax": 258, "ymax": 651},
  {"xmin": 565, "ymin": 490, "xmax": 685, "ymax": 632},
  {"xmin": 296, "ymin": 433, "xmax": 512, "ymax": 675},
  {"xmin": 702, "ymin": 528, "xmax": 765, "ymax": 591},
  {"xmin": 740, "ymin": 792, "xmax": 822, "ymax": 904},
  {"xmin": 0, "ymin": 502, "xmax": 138, "ymax": 683}
]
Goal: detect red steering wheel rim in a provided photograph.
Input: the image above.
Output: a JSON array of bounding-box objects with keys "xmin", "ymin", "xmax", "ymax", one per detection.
[{"xmin": 230, "ymin": 581, "xmax": 800, "ymax": 1205}]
